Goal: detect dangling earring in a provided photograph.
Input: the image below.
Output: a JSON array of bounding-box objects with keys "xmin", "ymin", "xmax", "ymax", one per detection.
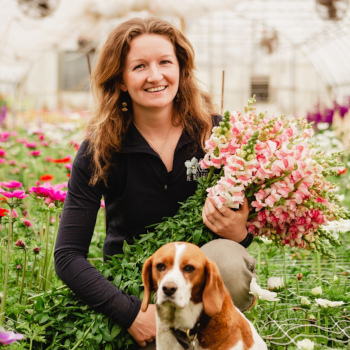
[{"xmin": 121, "ymin": 102, "xmax": 128, "ymax": 112}]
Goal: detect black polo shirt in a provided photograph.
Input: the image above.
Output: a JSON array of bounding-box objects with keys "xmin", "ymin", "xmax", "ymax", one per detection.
[{"xmin": 54, "ymin": 123, "xmax": 210, "ymax": 328}]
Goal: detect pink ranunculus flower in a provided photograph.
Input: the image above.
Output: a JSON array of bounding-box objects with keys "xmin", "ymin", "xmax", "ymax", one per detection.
[
  {"xmin": 24, "ymin": 219, "xmax": 32, "ymax": 227},
  {"xmin": 0, "ymin": 327, "xmax": 24, "ymax": 345},
  {"xmin": 25, "ymin": 141, "xmax": 37, "ymax": 149},
  {"xmin": 1, "ymin": 180, "xmax": 23, "ymax": 189},
  {"xmin": 29, "ymin": 150, "xmax": 41, "ymax": 157},
  {"xmin": 30, "ymin": 182, "xmax": 67, "ymax": 204},
  {"xmin": 0, "ymin": 188, "xmax": 28, "ymax": 199}
]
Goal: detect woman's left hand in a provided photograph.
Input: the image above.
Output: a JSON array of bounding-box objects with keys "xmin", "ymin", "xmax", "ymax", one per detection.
[{"xmin": 202, "ymin": 197, "xmax": 249, "ymax": 242}]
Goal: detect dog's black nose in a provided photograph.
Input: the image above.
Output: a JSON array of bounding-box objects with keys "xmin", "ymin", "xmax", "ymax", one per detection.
[{"xmin": 162, "ymin": 282, "xmax": 178, "ymax": 296}]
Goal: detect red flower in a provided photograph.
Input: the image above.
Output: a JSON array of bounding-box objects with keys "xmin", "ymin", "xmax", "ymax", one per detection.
[
  {"xmin": 338, "ymin": 167, "xmax": 347, "ymax": 175},
  {"xmin": 39, "ymin": 174, "xmax": 54, "ymax": 182},
  {"xmin": 0, "ymin": 208, "xmax": 9, "ymax": 217},
  {"xmin": 33, "ymin": 247, "xmax": 40, "ymax": 254},
  {"xmin": 15, "ymin": 239, "xmax": 25, "ymax": 248},
  {"xmin": 51, "ymin": 156, "xmax": 71, "ymax": 164}
]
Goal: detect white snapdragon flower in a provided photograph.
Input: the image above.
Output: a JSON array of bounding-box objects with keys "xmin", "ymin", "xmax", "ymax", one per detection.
[
  {"xmin": 311, "ymin": 286, "xmax": 322, "ymax": 296},
  {"xmin": 300, "ymin": 297, "xmax": 311, "ymax": 306},
  {"xmin": 267, "ymin": 277, "xmax": 284, "ymax": 291},
  {"xmin": 296, "ymin": 338, "xmax": 315, "ymax": 350},
  {"xmin": 315, "ymin": 298, "xmax": 345, "ymax": 308},
  {"xmin": 249, "ymin": 278, "xmax": 279, "ymax": 302}
]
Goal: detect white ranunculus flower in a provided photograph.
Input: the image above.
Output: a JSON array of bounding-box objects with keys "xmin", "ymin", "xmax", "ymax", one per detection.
[
  {"xmin": 267, "ymin": 277, "xmax": 284, "ymax": 291},
  {"xmin": 249, "ymin": 277, "xmax": 279, "ymax": 302},
  {"xmin": 301, "ymin": 296, "xmax": 311, "ymax": 306},
  {"xmin": 315, "ymin": 298, "xmax": 345, "ymax": 308},
  {"xmin": 311, "ymin": 286, "xmax": 322, "ymax": 296},
  {"xmin": 296, "ymin": 338, "xmax": 315, "ymax": 350}
]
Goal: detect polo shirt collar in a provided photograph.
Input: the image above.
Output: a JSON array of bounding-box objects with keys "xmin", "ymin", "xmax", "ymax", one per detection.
[{"xmin": 119, "ymin": 123, "xmax": 192, "ymax": 154}]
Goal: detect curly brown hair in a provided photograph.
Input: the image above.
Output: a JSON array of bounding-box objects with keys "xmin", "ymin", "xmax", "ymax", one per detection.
[{"xmin": 87, "ymin": 17, "xmax": 216, "ymax": 186}]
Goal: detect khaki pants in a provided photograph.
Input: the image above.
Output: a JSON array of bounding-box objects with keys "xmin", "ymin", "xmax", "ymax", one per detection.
[{"xmin": 137, "ymin": 239, "xmax": 256, "ymax": 349}]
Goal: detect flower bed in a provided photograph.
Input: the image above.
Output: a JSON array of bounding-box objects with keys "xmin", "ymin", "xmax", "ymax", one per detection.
[{"xmin": 0, "ymin": 104, "xmax": 349, "ymax": 349}]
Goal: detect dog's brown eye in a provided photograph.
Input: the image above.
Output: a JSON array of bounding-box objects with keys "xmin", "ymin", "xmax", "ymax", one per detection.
[
  {"xmin": 184, "ymin": 265, "xmax": 195, "ymax": 273},
  {"xmin": 156, "ymin": 263, "xmax": 166, "ymax": 271}
]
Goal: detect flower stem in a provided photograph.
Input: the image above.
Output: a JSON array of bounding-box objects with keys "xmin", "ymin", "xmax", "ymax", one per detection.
[
  {"xmin": 42, "ymin": 211, "xmax": 51, "ymax": 291},
  {"xmin": 296, "ymin": 276, "xmax": 300, "ymax": 296},
  {"xmin": 283, "ymin": 248, "xmax": 287, "ymax": 299},
  {"xmin": 28, "ymin": 255, "xmax": 37, "ymax": 290},
  {"xmin": 19, "ymin": 248, "xmax": 27, "ymax": 304},
  {"xmin": 0, "ymin": 205, "xmax": 13, "ymax": 325},
  {"xmin": 46, "ymin": 211, "xmax": 60, "ymax": 286},
  {"xmin": 316, "ymin": 252, "xmax": 321, "ymax": 282},
  {"xmin": 332, "ymin": 248, "xmax": 337, "ymax": 283},
  {"xmin": 70, "ymin": 323, "xmax": 93, "ymax": 350}
]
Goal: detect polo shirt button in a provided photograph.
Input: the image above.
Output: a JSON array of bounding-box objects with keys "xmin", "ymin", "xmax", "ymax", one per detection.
[{"xmin": 164, "ymin": 184, "xmax": 168, "ymax": 190}]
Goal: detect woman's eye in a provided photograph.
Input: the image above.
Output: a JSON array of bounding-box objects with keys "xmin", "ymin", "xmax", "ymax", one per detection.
[
  {"xmin": 156, "ymin": 263, "xmax": 166, "ymax": 271},
  {"xmin": 133, "ymin": 64, "xmax": 144, "ymax": 70},
  {"xmin": 183, "ymin": 265, "xmax": 195, "ymax": 273},
  {"xmin": 160, "ymin": 60, "xmax": 171, "ymax": 65}
]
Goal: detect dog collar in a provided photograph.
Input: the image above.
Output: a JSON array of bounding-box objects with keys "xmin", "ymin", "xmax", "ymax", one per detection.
[{"xmin": 170, "ymin": 313, "xmax": 211, "ymax": 350}]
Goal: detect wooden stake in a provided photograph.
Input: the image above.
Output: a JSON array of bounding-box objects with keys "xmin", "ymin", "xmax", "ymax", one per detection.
[
  {"xmin": 86, "ymin": 53, "xmax": 92, "ymax": 77},
  {"xmin": 221, "ymin": 70, "xmax": 225, "ymax": 115},
  {"xmin": 180, "ymin": 17, "xmax": 186, "ymax": 33}
]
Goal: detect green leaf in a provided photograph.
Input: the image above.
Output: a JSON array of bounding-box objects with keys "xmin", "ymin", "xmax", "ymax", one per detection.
[
  {"xmin": 39, "ymin": 314, "xmax": 50, "ymax": 324},
  {"xmin": 138, "ymin": 232, "xmax": 155, "ymax": 244},
  {"xmin": 100, "ymin": 327, "xmax": 112, "ymax": 342},
  {"xmin": 35, "ymin": 297, "xmax": 45, "ymax": 312},
  {"xmin": 111, "ymin": 324, "xmax": 121, "ymax": 339}
]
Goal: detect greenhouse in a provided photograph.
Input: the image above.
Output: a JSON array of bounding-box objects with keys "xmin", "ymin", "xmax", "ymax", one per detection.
[{"xmin": 0, "ymin": 0, "xmax": 350, "ymax": 349}]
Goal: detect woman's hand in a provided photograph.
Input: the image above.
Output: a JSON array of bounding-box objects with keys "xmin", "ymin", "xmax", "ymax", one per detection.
[
  {"xmin": 202, "ymin": 197, "xmax": 249, "ymax": 242},
  {"xmin": 128, "ymin": 304, "xmax": 156, "ymax": 347}
]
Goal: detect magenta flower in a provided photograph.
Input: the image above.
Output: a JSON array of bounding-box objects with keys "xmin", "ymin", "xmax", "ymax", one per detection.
[
  {"xmin": 0, "ymin": 188, "xmax": 28, "ymax": 199},
  {"xmin": 0, "ymin": 132, "xmax": 10, "ymax": 142},
  {"xmin": 23, "ymin": 219, "xmax": 32, "ymax": 227},
  {"xmin": 25, "ymin": 141, "xmax": 37, "ymax": 149},
  {"xmin": 0, "ymin": 158, "xmax": 5, "ymax": 164},
  {"xmin": 15, "ymin": 239, "xmax": 25, "ymax": 248},
  {"xmin": 30, "ymin": 183, "xmax": 67, "ymax": 204},
  {"xmin": 8, "ymin": 160, "xmax": 16, "ymax": 166},
  {"xmin": 29, "ymin": 150, "xmax": 41, "ymax": 157},
  {"xmin": 0, "ymin": 148, "xmax": 5, "ymax": 157},
  {"xmin": 1, "ymin": 181, "xmax": 23, "ymax": 189},
  {"xmin": 0, "ymin": 327, "xmax": 24, "ymax": 345},
  {"xmin": 30, "ymin": 186, "xmax": 51, "ymax": 197}
]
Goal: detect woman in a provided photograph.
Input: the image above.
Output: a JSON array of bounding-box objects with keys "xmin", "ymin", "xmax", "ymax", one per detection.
[{"xmin": 54, "ymin": 17, "xmax": 256, "ymax": 349}]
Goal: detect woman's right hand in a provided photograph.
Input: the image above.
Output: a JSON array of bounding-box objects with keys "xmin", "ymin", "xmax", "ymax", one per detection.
[{"xmin": 128, "ymin": 304, "xmax": 156, "ymax": 347}]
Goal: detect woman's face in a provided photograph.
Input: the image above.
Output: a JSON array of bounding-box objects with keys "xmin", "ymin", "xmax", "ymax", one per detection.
[{"xmin": 121, "ymin": 34, "xmax": 180, "ymax": 115}]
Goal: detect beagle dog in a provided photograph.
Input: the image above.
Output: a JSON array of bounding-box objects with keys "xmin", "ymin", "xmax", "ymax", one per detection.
[{"xmin": 141, "ymin": 242, "xmax": 267, "ymax": 350}]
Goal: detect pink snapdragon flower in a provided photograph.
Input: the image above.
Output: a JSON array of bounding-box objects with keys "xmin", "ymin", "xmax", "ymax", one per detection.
[{"xmin": 202, "ymin": 98, "xmax": 348, "ymax": 254}]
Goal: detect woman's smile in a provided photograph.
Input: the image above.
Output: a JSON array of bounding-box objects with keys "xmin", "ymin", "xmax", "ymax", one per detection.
[{"xmin": 122, "ymin": 34, "xmax": 180, "ymax": 115}]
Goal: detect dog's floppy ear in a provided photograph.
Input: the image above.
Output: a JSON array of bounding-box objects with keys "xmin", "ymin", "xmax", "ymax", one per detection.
[
  {"xmin": 202, "ymin": 259, "xmax": 226, "ymax": 317},
  {"xmin": 141, "ymin": 255, "xmax": 154, "ymax": 312}
]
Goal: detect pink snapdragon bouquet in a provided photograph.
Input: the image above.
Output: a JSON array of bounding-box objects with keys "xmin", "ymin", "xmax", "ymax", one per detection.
[{"xmin": 201, "ymin": 98, "xmax": 349, "ymax": 257}]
